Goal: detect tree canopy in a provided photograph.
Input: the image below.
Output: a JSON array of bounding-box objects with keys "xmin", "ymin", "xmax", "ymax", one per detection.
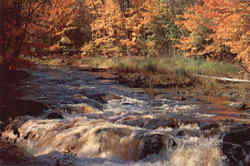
[{"xmin": 1, "ymin": 0, "xmax": 249, "ymax": 70}]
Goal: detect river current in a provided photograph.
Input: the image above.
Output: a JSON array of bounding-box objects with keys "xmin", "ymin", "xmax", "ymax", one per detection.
[{"xmin": 1, "ymin": 65, "xmax": 250, "ymax": 166}]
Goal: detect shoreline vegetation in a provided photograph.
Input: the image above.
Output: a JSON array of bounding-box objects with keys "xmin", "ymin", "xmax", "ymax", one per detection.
[{"xmin": 20, "ymin": 54, "xmax": 250, "ymax": 104}]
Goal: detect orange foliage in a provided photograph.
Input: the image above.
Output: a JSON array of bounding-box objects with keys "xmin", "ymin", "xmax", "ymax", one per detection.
[
  {"xmin": 0, "ymin": 0, "xmax": 82, "ymax": 69},
  {"xmin": 212, "ymin": 0, "xmax": 250, "ymax": 70},
  {"xmin": 175, "ymin": 0, "xmax": 250, "ymax": 70},
  {"xmin": 82, "ymin": 0, "xmax": 164, "ymax": 56},
  {"xmin": 0, "ymin": 0, "xmax": 26, "ymax": 63},
  {"xmin": 26, "ymin": 0, "xmax": 82, "ymax": 52}
]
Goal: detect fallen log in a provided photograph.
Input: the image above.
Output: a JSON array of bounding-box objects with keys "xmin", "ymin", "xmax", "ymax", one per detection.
[{"xmin": 194, "ymin": 74, "xmax": 250, "ymax": 83}]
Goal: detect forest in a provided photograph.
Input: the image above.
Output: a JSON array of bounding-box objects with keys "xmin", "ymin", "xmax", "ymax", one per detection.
[{"xmin": 0, "ymin": 0, "xmax": 249, "ymax": 71}]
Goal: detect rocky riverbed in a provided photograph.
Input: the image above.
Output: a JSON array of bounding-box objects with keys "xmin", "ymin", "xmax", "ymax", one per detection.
[{"xmin": 0, "ymin": 65, "xmax": 250, "ymax": 165}]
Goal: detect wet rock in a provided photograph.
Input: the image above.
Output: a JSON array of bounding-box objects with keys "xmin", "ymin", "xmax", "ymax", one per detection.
[
  {"xmin": 223, "ymin": 127, "xmax": 250, "ymax": 166},
  {"xmin": 119, "ymin": 118, "xmax": 145, "ymax": 128},
  {"xmin": 66, "ymin": 103, "xmax": 100, "ymax": 114},
  {"xmin": 199, "ymin": 121, "xmax": 220, "ymax": 130},
  {"xmin": 81, "ymin": 98, "xmax": 104, "ymax": 110},
  {"xmin": 139, "ymin": 134, "xmax": 176, "ymax": 159},
  {"xmin": 87, "ymin": 93, "xmax": 121, "ymax": 104},
  {"xmin": 139, "ymin": 134, "xmax": 164, "ymax": 159},
  {"xmin": 143, "ymin": 119, "xmax": 179, "ymax": 129},
  {"xmin": 228, "ymin": 102, "xmax": 246, "ymax": 110},
  {"xmin": 119, "ymin": 118, "xmax": 179, "ymax": 129},
  {"xmin": 2, "ymin": 116, "xmax": 33, "ymax": 142},
  {"xmin": 176, "ymin": 129, "xmax": 197, "ymax": 137},
  {"xmin": 95, "ymin": 127, "xmax": 132, "ymax": 137},
  {"xmin": 46, "ymin": 112, "xmax": 64, "ymax": 119}
]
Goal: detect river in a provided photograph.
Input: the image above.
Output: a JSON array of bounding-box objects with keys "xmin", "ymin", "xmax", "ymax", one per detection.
[{"xmin": 0, "ymin": 65, "xmax": 250, "ymax": 166}]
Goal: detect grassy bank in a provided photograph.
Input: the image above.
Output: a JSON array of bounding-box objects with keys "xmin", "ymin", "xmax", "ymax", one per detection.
[
  {"xmin": 85, "ymin": 55, "xmax": 249, "ymax": 96},
  {"xmin": 21, "ymin": 54, "xmax": 249, "ymax": 97},
  {"xmin": 107, "ymin": 56, "xmax": 239, "ymax": 75}
]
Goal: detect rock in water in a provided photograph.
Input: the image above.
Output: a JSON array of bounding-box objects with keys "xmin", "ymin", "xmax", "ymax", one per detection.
[
  {"xmin": 66, "ymin": 103, "xmax": 101, "ymax": 114},
  {"xmin": 1, "ymin": 117, "xmax": 174, "ymax": 161},
  {"xmin": 46, "ymin": 112, "xmax": 64, "ymax": 119},
  {"xmin": 229, "ymin": 102, "xmax": 246, "ymax": 110}
]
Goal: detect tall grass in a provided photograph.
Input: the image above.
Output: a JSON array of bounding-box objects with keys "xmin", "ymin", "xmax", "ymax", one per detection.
[
  {"xmin": 108, "ymin": 56, "xmax": 240, "ymax": 76},
  {"xmin": 85, "ymin": 55, "xmax": 240, "ymax": 91}
]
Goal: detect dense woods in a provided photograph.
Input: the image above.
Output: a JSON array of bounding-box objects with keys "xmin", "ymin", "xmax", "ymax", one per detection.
[
  {"xmin": 0, "ymin": 0, "xmax": 249, "ymax": 71},
  {"xmin": 175, "ymin": 0, "xmax": 249, "ymax": 71}
]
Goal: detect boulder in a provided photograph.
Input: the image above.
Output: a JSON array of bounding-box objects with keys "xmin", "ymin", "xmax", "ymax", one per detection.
[
  {"xmin": 2, "ymin": 117, "xmax": 175, "ymax": 161},
  {"xmin": 46, "ymin": 112, "xmax": 64, "ymax": 119},
  {"xmin": 66, "ymin": 103, "xmax": 100, "ymax": 114},
  {"xmin": 87, "ymin": 93, "xmax": 121, "ymax": 104}
]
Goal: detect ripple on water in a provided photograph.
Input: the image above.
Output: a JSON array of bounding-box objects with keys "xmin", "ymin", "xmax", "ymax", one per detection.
[{"xmin": 1, "ymin": 66, "xmax": 248, "ymax": 165}]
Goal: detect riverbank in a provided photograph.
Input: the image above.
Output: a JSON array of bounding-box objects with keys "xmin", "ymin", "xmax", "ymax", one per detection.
[{"xmin": 21, "ymin": 55, "xmax": 250, "ymax": 109}]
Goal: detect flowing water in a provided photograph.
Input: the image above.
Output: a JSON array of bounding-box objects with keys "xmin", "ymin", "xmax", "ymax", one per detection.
[{"xmin": 1, "ymin": 65, "xmax": 250, "ymax": 166}]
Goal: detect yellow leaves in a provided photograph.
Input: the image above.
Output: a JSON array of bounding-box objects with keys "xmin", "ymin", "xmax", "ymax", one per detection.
[
  {"xmin": 213, "ymin": 3, "xmax": 250, "ymax": 68},
  {"xmin": 175, "ymin": 0, "xmax": 249, "ymax": 69},
  {"xmin": 82, "ymin": 0, "xmax": 165, "ymax": 56}
]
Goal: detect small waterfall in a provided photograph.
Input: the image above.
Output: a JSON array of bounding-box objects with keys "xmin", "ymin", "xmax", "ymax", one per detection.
[{"xmin": 1, "ymin": 65, "xmax": 249, "ymax": 166}]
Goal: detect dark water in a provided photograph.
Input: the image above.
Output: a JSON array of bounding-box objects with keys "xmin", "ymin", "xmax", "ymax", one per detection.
[
  {"xmin": 0, "ymin": 69, "xmax": 46, "ymax": 123},
  {"xmin": 0, "ymin": 65, "xmax": 250, "ymax": 165}
]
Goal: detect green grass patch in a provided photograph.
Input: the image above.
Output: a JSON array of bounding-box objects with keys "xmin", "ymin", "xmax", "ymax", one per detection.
[
  {"xmin": 86, "ymin": 55, "xmax": 242, "ymax": 92},
  {"xmin": 106, "ymin": 56, "xmax": 240, "ymax": 76}
]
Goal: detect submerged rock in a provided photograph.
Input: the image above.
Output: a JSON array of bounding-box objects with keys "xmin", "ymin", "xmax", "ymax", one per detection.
[
  {"xmin": 46, "ymin": 112, "xmax": 64, "ymax": 119},
  {"xmin": 87, "ymin": 93, "xmax": 122, "ymax": 104},
  {"xmin": 66, "ymin": 103, "xmax": 101, "ymax": 114}
]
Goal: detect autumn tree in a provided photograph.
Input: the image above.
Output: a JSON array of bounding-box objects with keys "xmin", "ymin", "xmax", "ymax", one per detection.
[
  {"xmin": 81, "ymin": 0, "xmax": 167, "ymax": 57},
  {"xmin": 175, "ymin": 0, "xmax": 250, "ymax": 70},
  {"xmin": 0, "ymin": 0, "xmax": 86, "ymax": 69},
  {"xmin": 174, "ymin": 0, "xmax": 216, "ymax": 57},
  {"xmin": 26, "ymin": 0, "xmax": 88, "ymax": 54},
  {"xmin": 0, "ymin": 0, "xmax": 48, "ymax": 67},
  {"xmin": 211, "ymin": 0, "xmax": 250, "ymax": 70}
]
